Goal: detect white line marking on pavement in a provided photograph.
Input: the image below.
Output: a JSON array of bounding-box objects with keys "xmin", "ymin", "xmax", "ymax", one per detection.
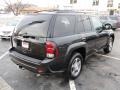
[
  {"xmin": 0, "ymin": 51, "xmax": 13, "ymax": 90},
  {"xmin": 96, "ymin": 54, "xmax": 120, "ymax": 61},
  {"xmin": 69, "ymin": 80, "xmax": 76, "ymax": 90},
  {"xmin": 0, "ymin": 51, "xmax": 9, "ymax": 60},
  {"xmin": 0, "ymin": 77, "xmax": 13, "ymax": 90}
]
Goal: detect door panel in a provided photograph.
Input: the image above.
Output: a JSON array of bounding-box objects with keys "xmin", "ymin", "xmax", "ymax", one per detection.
[
  {"xmin": 82, "ymin": 32, "xmax": 97, "ymax": 55},
  {"xmin": 90, "ymin": 16, "xmax": 108, "ymax": 50},
  {"xmin": 82, "ymin": 16, "xmax": 97, "ymax": 55},
  {"xmin": 96, "ymin": 31, "xmax": 108, "ymax": 49}
]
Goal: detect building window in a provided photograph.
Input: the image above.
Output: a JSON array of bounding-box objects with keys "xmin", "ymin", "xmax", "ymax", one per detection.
[
  {"xmin": 118, "ymin": 3, "xmax": 120, "ymax": 9},
  {"xmin": 92, "ymin": 0, "xmax": 99, "ymax": 6},
  {"xmin": 107, "ymin": 0, "xmax": 113, "ymax": 7},
  {"xmin": 70, "ymin": 0, "xmax": 77, "ymax": 4}
]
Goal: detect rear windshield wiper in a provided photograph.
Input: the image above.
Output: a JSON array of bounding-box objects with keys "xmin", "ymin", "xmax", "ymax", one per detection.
[
  {"xmin": 15, "ymin": 20, "xmax": 45, "ymax": 34},
  {"xmin": 28, "ymin": 20, "xmax": 45, "ymax": 25}
]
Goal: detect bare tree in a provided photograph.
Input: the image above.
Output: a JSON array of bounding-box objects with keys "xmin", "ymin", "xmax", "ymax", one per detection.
[{"xmin": 3, "ymin": 0, "xmax": 25, "ymax": 15}]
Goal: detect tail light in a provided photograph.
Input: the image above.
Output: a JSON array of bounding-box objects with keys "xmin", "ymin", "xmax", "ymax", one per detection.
[{"xmin": 45, "ymin": 41, "xmax": 59, "ymax": 59}]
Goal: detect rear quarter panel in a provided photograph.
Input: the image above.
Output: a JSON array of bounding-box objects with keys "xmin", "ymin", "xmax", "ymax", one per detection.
[{"xmin": 47, "ymin": 34, "xmax": 87, "ymax": 67}]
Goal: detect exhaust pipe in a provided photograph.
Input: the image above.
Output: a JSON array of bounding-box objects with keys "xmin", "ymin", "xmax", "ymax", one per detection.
[{"xmin": 19, "ymin": 66, "xmax": 25, "ymax": 70}]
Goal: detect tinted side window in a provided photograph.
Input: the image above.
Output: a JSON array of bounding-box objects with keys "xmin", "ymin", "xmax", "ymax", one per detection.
[
  {"xmin": 82, "ymin": 16, "xmax": 92, "ymax": 32},
  {"xmin": 91, "ymin": 17, "xmax": 103, "ymax": 31},
  {"xmin": 54, "ymin": 15, "xmax": 75, "ymax": 37},
  {"xmin": 75, "ymin": 16, "xmax": 85, "ymax": 34}
]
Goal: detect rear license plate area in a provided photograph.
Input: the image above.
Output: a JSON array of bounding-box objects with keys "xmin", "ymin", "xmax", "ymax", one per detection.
[{"xmin": 22, "ymin": 41, "xmax": 29, "ymax": 49}]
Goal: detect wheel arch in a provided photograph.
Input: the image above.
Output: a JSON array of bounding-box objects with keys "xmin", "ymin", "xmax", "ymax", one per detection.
[
  {"xmin": 71, "ymin": 47, "xmax": 86, "ymax": 61},
  {"xmin": 64, "ymin": 43, "xmax": 87, "ymax": 67}
]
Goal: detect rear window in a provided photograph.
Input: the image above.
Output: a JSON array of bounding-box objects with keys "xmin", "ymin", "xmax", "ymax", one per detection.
[
  {"xmin": 15, "ymin": 14, "xmax": 52, "ymax": 37},
  {"xmin": 109, "ymin": 16, "xmax": 117, "ymax": 20},
  {"xmin": 53, "ymin": 15, "xmax": 75, "ymax": 37},
  {"xmin": 100, "ymin": 16, "xmax": 108, "ymax": 20}
]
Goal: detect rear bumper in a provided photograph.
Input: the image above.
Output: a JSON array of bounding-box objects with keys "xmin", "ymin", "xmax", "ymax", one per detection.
[
  {"xmin": 9, "ymin": 48, "xmax": 55, "ymax": 74},
  {"xmin": 9, "ymin": 48, "xmax": 64, "ymax": 74}
]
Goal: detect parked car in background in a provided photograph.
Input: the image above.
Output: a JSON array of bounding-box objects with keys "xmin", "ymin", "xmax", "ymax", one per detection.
[
  {"xmin": 109, "ymin": 16, "xmax": 120, "ymax": 29},
  {"xmin": 0, "ymin": 16, "xmax": 23, "ymax": 40},
  {"xmin": 99, "ymin": 15, "xmax": 120, "ymax": 30},
  {"xmin": 9, "ymin": 10, "xmax": 114, "ymax": 79}
]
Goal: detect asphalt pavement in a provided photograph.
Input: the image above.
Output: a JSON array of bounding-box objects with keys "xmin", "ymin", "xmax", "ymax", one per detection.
[{"xmin": 0, "ymin": 29, "xmax": 120, "ymax": 90}]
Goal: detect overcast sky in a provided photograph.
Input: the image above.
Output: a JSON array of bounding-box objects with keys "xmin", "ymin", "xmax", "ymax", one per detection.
[
  {"xmin": 0, "ymin": 0, "xmax": 120, "ymax": 10},
  {"xmin": 0, "ymin": 0, "xmax": 69, "ymax": 8}
]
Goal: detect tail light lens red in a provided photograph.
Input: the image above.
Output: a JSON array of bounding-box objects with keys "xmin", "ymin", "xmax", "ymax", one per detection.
[{"xmin": 45, "ymin": 41, "xmax": 59, "ymax": 59}]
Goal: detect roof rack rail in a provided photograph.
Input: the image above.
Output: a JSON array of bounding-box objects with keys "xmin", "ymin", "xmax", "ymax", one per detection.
[
  {"xmin": 32, "ymin": 9, "xmax": 96, "ymax": 15},
  {"xmin": 33, "ymin": 9, "xmax": 59, "ymax": 13},
  {"xmin": 33, "ymin": 9, "xmax": 86, "ymax": 13}
]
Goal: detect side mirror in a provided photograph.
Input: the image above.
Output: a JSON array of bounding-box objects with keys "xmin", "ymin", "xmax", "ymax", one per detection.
[{"xmin": 103, "ymin": 24, "xmax": 112, "ymax": 30}]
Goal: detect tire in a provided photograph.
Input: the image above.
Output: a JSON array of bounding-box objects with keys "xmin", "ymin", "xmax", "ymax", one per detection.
[
  {"xmin": 104, "ymin": 37, "xmax": 113, "ymax": 54},
  {"xmin": 67, "ymin": 53, "xmax": 83, "ymax": 79}
]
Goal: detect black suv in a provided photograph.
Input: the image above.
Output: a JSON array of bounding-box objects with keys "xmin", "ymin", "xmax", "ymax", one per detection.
[{"xmin": 9, "ymin": 10, "xmax": 114, "ymax": 79}]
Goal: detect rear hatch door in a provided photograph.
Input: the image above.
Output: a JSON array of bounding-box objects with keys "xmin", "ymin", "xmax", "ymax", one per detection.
[{"xmin": 13, "ymin": 14, "xmax": 52, "ymax": 60}]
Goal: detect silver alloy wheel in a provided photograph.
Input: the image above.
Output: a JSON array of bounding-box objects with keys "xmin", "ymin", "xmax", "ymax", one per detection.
[
  {"xmin": 108, "ymin": 37, "xmax": 113, "ymax": 51},
  {"xmin": 71, "ymin": 57, "xmax": 81, "ymax": 77}
]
